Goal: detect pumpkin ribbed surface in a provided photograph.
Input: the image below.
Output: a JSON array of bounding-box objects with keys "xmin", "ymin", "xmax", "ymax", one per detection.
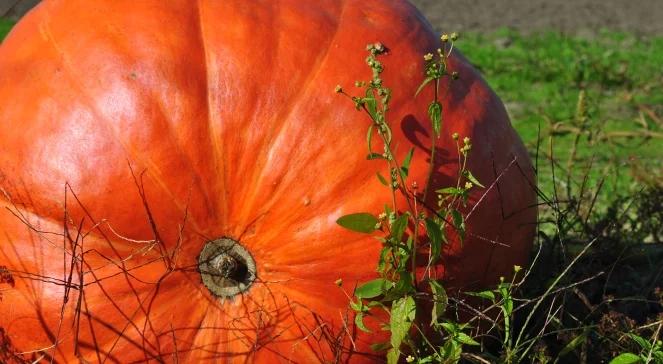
[{"xmin": 0, "ymin": 1, "xmax": 536, "ymax": 362}]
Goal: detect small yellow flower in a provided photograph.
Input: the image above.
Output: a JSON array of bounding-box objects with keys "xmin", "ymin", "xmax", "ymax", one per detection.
[
  {"xmin": 335, "ymin": 278, "xmax": 343, "ymax": 286},
  {"xmin": 406, "ymin": 355, "xmax": 415, "ymax": 363},
  {"xmin": 423, "ymin": 53, "xmax": 433, "ymax": 61},
  {"xmin": 514, "ymin": 265, "xmax": 522, "ymax": 273},
  {"xmin": 450, "ymin": 32, "xmax": 459, "ymax": 41},
  {"xmin": 440, "ymin": 34, "xmax": 449, "ymax": 43},
  {"xmin": 463, "ymin": 136, "xmax": 471, "ymax": 145},
  {"xmin": 465, "ymin": 182, "xmax": 473, "ymax": 190},
  {"xmin": 334, "ymin": 85, "xmax": 343, "ymax": 93},
  {"xmin": 452, "ymin": 132, "xmax": 459, "ymax": 140}
]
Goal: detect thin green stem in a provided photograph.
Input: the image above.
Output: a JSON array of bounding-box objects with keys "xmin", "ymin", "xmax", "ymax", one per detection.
[{"xmin": 423, "ymin": 78, "xmax": 440, "ymax": 202}]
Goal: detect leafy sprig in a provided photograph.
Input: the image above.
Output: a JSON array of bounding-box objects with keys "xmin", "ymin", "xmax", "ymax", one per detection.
[{"xmin": 335, "ymin": 33, "xmax": 484, "ymax": 363}]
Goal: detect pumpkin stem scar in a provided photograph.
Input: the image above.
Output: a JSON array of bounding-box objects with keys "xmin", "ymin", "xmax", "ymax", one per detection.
[{"xmin": 198, "ymin": 238, "xmax": 256, "ymax": 298}]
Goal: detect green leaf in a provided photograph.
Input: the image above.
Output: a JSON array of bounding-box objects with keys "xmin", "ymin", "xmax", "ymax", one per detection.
[
  {"xmin": 442, "ymin": 339, "xmax": 462, "ymax": 361},
  {"xmin": 466, "ymin": 290, "xmax": 496, "ymax": 302},
  {"xmin": 384, "ymin": 204, "xmax": 392, "ymax": 218},
  {"xmin": 428, "ymin": 101, "xmax": 442, "ymax": 137},
  {"xmin": 367, "ymin": 300, "xmax": 386, "ymax": 309},
  {"xmin": 391, "ymin": 213, "xmax": 409, "ymax": 242},
  {"xmin": 367, "ymin": 125, "xmax": 374, "ymax": 154},
  {"xmin": 451, "ymin": 209, "xmax": 463, "ymax": 227},
  {"xmin": 456, "ymin": 332, "xmax": 480, "ymax": 346},
  {"xmin": 497, "ymin": 284, "xmax": 513, "ymax": 314},
  {"xmin": 414, "ymin": 76, "xmax": 435, "ymax": 97},
  {"xmin": 425, "ymin": 218, "xmax": 443, "ymax": 264},
  {"xmin": 653, "ymin": 351, "xmax": 663, "ymax": 363},
  {"xmin": 399, "ymin": 148, "xmax": 415, "ymax": 179},
  {"xmin": 377, "ymin": 246, "xmax": 389, "ymax": 272},
  {"xmin": 394, "ymin": 245, "xmax": 411, "ymax": 271},
  {"xmin": 355, "ymin": 312, "xmax": 371, "ymax": 333},
  {"xmin": 386, "ymin": 348, "xmax": 400, "ymax": 364},
  {"xmin": 376, "ymin": 172, "xmax": 389, "ymax": 186},
  {"xmin": 355, "ymin": 278, "xmax": 387, "ymax": 299},
  {"xmin": 405, "ymin": 235, "xmax": 414, "ymax": 252},
  {"xmin": 436, "ymin": 187, "xmax": 464, "ymax": 195},
  {"xmin": 349, "ymin": 299, "xmax": 363, "ymax": 312},
  {"xmin": 464, "ymin": 170, "xmax": 485, "ymax": 188},
  {"xmin": 390, "ymin": 296, "xmax": 416, "ymax": 350},
  {"xmin": 369, "ymin": 342, "xmax": 391, "ymax": 352},
  {"xmin": 418, "ymin": 356, "xmax": 434, "ymax": 364},
  {"xmin": 609, "ymin": 353, "xmax": 642, "ymax": 364},
  {"xmin": 429, "ymin": 280, "xmax": 448, "ymax": 326},
  {"xmin": 558, "ymin": 331, "xmax": 588, "ymax": 358},
  {"xmin": 627, "ymin": 333, "xmax": 652, "ymax": 351},
  {"xmin": 363, "ymin": 91, "xmax": 378, "ymax": 120},
  {"xmin": 386, "ymin": 271, "xmax": 414, "ymax": 299},
  {"xmin": 503, "ymin": 296, "xmax": 514, "ymax": 317},
  {"xmin": 450, "ymin": 209, "xmax": 465, "ymax": 239},
  {"xmin": 440, "ymin": 322, "xmax": 456, "ymax": 334},
  {"xmin": 336, "ymin": 213, "xmax": 379, "ymax": 233}
]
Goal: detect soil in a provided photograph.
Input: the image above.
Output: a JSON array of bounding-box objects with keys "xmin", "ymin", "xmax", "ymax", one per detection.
[
  {"xmin": 4, "ymin": 1, "xmax": 663, "ymax": 36},
  {"xmin": 410, "ymin": 0, "xmax": 663, "ymax": 36}
]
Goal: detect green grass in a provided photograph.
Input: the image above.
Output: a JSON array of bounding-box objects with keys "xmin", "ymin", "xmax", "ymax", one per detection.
[
  {"xmin": 458, "ymin": 29, "xmax": 663, "ymax": 201},
  {"xmin": 0, "ymin": 19, "xmax": 14, "ymax": 42}
]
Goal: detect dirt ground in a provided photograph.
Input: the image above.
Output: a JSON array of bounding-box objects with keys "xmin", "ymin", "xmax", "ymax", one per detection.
[
  {"xmin": 411, "ymin": 0, "xmax": 663, "ymax": 36},
  {"xmin": 4, "ymin": 1, "xmax": 663, "ymax": 36}
]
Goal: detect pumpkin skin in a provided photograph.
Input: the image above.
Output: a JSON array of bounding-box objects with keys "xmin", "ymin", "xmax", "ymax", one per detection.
[{"xmin": 0, "ymin": 0, "xmax": 536, "ymax": 362}]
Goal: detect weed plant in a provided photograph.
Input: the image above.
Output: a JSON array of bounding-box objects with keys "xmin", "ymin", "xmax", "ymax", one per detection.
[{"xmin": 336, "ymin": 32, "xmax": 662, "ymax": 364}]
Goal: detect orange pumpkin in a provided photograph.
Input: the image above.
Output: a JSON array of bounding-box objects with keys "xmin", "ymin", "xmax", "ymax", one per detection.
[{"xmin": 0, "ymin": 0, "xmax": 536, "ymax": 362}]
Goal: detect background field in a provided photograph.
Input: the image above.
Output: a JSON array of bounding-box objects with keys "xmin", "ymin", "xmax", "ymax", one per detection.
[{"xmin": 407, "ymin": 2, "xmax": 662, "ymax": 362}]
